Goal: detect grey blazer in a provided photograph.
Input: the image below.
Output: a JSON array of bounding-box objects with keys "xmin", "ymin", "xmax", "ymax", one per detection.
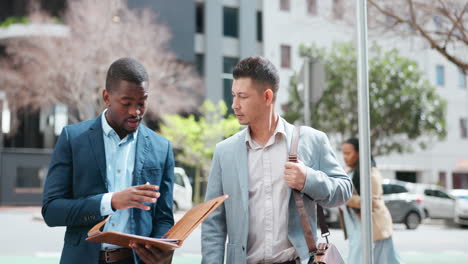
[{"xmin": 201, "ymin": 119, "xmax": 352, "ymax": 264}]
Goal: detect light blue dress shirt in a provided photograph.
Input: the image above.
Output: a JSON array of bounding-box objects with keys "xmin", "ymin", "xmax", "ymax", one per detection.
[{"xmin": 99, "ymin": 109, "xmax": 138, "ymax": 250}]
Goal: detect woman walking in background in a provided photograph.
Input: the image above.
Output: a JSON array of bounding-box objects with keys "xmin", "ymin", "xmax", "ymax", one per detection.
[{"xmin": 341, "ymin": 138, "xmax": 403, "ymax": 264}]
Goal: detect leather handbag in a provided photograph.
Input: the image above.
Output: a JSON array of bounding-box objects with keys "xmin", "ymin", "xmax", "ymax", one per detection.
[{"xmin": 289, "ymin": 126, "xmax": 345, "ymax": 264}]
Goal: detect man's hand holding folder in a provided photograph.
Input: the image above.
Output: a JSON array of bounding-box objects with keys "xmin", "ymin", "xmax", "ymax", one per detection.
[
  {"xmin": 86, "ymin": 195, "xmax": 229, "ymax": 253},
  {"xmin": 130, "ymin": 243, "xmax": 174, "ymax": 264}
]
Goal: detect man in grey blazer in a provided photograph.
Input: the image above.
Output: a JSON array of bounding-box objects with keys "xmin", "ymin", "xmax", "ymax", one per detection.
[{"xmin": 201, "ymin": 56, "xmax": 352, "ymax": 264}]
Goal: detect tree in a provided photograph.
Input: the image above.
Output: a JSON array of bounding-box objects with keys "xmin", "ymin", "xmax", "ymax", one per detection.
[
  {"xmin": 366, "ymin": 0, "xmax": 467, "ymax": 70},
  {"xmin": 0, "ymin": 0, "xmax": 203, "ymax": 132},
  {"xmin": 283, "ymin": 42, "xmax": 447, "ymax": 156},
  {"xmin": 159, "ymin": 101, "xmax": 241, "ymax": 203}
]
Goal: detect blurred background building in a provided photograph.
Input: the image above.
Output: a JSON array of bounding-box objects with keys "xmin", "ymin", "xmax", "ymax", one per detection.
[
  {"xmin": 0, "ymin": 0, "xmax": 467, "ymax": 206},
  {"xmin": 132, "ymin": 0, "xmax": 468, "ymax": 190}
]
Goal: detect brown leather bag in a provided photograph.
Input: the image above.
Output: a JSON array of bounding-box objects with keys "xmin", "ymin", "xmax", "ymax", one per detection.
[{"xmin": 289, "ymin": 126, "xmax": 345, "ymax": 264}]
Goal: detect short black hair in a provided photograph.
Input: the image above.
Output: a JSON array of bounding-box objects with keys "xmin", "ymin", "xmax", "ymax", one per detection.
[
  {"xmin": 232, "ymin": 56, "xmax": 279, "ymax": 99},
  {"xmin": 105, "ymin": 57, "xmax": 149, "ymax": 92}
]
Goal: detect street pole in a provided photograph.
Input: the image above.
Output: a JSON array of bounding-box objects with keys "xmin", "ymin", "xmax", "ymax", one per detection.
[
  {"xmin": 303, "ymin": 57, "xmax": 311, "ymax": 126},
  {"xmin": 356, "ymin": 0, "xmax": 373, "ymax": 263},
  {"xmin": 0, "ymin": 96, "xmax": 4, "ymax": 149}
]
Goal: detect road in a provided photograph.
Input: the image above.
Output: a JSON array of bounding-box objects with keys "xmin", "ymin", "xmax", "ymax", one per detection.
[{"xmin": 1, "ymin": 207, "xmax": 467, "ymax": 264}]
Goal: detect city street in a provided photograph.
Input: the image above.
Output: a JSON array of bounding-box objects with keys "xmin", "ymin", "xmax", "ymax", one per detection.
[{"xmin": 1, "ymin": 207, "xmax": 467, "ymax": 264}]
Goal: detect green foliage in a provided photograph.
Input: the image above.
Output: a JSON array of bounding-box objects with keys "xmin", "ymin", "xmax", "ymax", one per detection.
[
  {"xmin": 160, "ymin": 100, "xmax": 240, "ymax": 169},
  {"xmin": 0, "ymin": 17, "xmax": 29, "ymax": 28},
  {"xmin": 160, "ymin": 100, "xmax": 241, "ymax": 202},
  {"xmin": 0, "ymin": 16, "xmax": 64, "ymax": 28},
  {"xmin": 284, "ymin": 42, "xmax": 447, "ymax": 156}
]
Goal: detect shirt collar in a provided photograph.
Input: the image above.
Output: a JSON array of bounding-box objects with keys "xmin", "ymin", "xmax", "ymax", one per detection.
[
  {"xmin": 245, "ymin": 116, "xmax": 286, "ymax": 149},
  {"xmin": 101, "ymin": 109, "xmax": 138, "ymax": 141}
]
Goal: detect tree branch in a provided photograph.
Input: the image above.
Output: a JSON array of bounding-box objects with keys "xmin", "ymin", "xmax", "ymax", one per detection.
[
  {"xmin": 368, "ymin": 0, "xmax": 468, "ymax": 70},
  {"xmin": 436, "ymin": 0, "xmax": 467, "ymax": 41},
  {"xmin": 429, "ymin": 30, "xmax": 468, "ymax": 45}
]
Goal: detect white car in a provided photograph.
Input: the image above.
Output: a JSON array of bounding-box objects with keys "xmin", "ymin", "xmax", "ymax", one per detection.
[
  {"xmin": 450, "ymin": 189, "xmax": 468, "ymax": 227},
  {"xmin": 173, "ymin": 167, "xmax": 193, "ymax": 212},
  {"xmin": 412, "ymin": 184, "xmax": 455, "ymax": 220}
]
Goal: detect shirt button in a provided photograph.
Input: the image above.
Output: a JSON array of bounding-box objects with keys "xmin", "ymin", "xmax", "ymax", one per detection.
[
  {"xmin": 112, "ymin": 223, "xmax": 115, "ymax": 227},
  {"xmin": 117, "ymin": 169, "xmax": 121, "ymax": 174}
]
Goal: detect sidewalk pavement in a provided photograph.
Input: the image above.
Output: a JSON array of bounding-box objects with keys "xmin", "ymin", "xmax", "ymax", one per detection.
[{"xmin": 1, "ymin": 206, "xmax": 468, "ymax": 264}]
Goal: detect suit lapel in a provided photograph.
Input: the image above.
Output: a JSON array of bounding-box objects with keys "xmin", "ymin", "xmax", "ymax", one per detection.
[
  {"xmin": 234, "ymin": 129, "xmax": 249, "ymax": 212},
  {"xmin": 88, "ymin": 116, "xmax": 107, "ymax": 187},
  {"xmin": 133, "ymin": 126, "xmax": 149, "ymax": 185}
]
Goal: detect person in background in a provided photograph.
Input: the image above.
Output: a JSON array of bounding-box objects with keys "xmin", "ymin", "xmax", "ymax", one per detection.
[{"xmin": 341, "ymin": 137, "xmax": 403, "ymax": 264}]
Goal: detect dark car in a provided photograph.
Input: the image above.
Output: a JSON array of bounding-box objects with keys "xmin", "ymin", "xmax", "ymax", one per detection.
[
  {"xmin": 382, "ymin": 179, "xmax": 425, "ymax": 230},
  {"xmin": 323, "ymin": 206, "xmax": 341, "ymax": 227}
]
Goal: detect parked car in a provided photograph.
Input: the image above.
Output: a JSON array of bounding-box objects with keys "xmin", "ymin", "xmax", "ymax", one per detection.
[
  {"xmin": 173, "ymin": 167, "xmax": 193, "ymax": 212},
  {"xmin": 323, "ymin": 207, "xmax": 340, "ymax": 227},
  {"xmin": 450, "ymin": 189, "xmax": 468, "ymax": 227},
  {"xmin": 382, "ymin": 179, "xmax": 425, "ymax": 230},
  {"xmin": 324, "ymin": 179, "xmax": 425, "ymax": 230},
  {"xmin": 412, "ymin": 184, "xmax": 455, "ymax": 220}
]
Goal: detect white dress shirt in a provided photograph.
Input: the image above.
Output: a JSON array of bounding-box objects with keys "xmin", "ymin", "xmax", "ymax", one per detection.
[{"xmin": 245, "ymin": 118, "xmax": 297, "ymax": 264}]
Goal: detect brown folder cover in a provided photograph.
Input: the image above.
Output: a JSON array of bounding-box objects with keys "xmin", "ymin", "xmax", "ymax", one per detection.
[{"xmin": 86, "ymin": 194, "xmax": 228, "ymax": 251}]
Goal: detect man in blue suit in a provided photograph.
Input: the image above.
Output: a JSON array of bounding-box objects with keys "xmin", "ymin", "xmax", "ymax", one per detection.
[
  {"xmin": 42, "ymin": 58, "xmax": 174, "ymax": 264},
  {"xmin": 202, "ymin": 56, "xmax": 353, "ymax": 264}
]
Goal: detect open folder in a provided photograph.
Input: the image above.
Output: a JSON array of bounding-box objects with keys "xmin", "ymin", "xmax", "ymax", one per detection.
[{"xmin": 86, "ymin": 194, "xmax": 228, "ymax": 251}]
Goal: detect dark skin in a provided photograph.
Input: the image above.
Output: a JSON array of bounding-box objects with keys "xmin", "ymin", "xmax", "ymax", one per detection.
[
  {"xmin": 130, "ymin": 242, "xmax": 174, "ymax": 264},
  {"xmin": 103, "ymin": 80, "xmax": 148, "ymax": 140},
  {"xmin": 102, "ymin": 80, "xmax": 173, "ymax": 263}
]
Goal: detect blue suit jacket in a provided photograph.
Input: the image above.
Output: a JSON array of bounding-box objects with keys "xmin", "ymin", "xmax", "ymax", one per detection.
[
  {"xmin": 201, "ymin": 119, "xmax": 352, "ymax": 264},
  {"xmin": 42, "ymin": 116, "xmax": 175, "ymax": 264}
]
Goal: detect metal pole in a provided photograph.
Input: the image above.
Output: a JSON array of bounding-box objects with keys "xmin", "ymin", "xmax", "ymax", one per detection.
[
  {"xmin": 0, "ymin": 97, "xmax": 4, "ymax": 148},
  {"xmin": 356, "ymin": 0, "xmax": 373, "ymax": 263},
  {"xmin": 303, "ymin": 57, "xmax": 311, "ymax": 126}
]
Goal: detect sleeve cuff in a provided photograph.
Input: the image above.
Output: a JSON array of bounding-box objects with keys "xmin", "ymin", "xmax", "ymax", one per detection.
[
  {"xmin": 100, "ymin": 192, "xmax": 115, "ymax": 216},
  {"xmin": 300, "ymin": 167, "xmax": 313, "ymax": 194},
  {"xmin": 301, "ymin": 167, "xmax": 327, "ymax": 198}
]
